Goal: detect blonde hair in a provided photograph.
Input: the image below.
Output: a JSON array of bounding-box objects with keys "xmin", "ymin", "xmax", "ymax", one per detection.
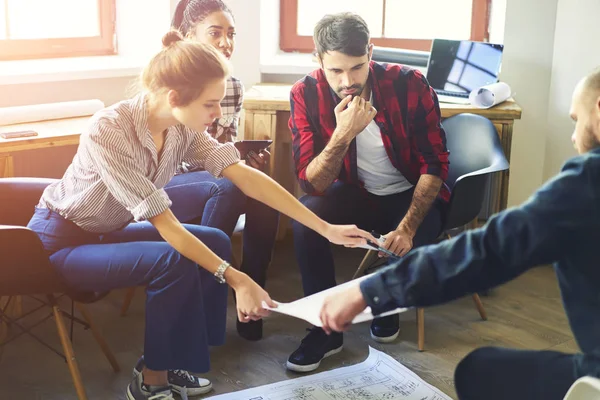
[{"xmin": 140, "ymin": 30, "xmax": 230, "ymax": 106}]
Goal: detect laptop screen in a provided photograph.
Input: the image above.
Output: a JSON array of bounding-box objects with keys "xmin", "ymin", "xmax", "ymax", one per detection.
[{"xmin": 426, "ymin": 39, "xmax": 504, "ymax": 94}]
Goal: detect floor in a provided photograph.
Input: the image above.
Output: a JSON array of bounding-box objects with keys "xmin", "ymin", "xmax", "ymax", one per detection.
[{"xmin": 0, "ymin": 235, "xmax": 577, "ymax": 399}]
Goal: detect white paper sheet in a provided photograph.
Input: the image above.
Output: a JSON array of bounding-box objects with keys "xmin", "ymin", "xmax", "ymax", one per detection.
[
  {"xmin": 207, "ymin": 346, "xmax": 453, "ymax": 400},
  {"xmin": 0, "ymin": 99, "xmax": 104, "ymax": 125},
  {"xmin": 468, "ymin": 82, "xmax": 512, "ymax": 109},
  {"xmin": 263, "ymin": 275, "xmax": 407, "ymax": 327}
]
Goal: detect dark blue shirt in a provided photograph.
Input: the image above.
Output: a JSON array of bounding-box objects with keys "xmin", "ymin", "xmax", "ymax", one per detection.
[{"xmin": 361, "ymin": 147, "xmax": 600, "ymax": 376}]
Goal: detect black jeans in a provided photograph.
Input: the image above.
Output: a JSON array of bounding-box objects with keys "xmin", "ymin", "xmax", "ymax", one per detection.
[
  {"xmin": 455, "ymin": 347, "xmax": 579, "ymax": 400},
  {"xmin": 293, "ymin": 182, "xmax": 445, "ymax": 296}
]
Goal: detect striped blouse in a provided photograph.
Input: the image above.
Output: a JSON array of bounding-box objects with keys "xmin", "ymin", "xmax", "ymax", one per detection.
[{"xmin": 38, "ymin": 93, "xmax": 241, "ymax": 233}]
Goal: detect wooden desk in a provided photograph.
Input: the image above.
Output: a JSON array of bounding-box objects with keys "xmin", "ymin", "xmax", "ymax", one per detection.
[
  {"xmin": 0, "ymin": 117, "xmax": 89, "ymax": 177},
  {"xmin": 243, "ymin": 83, "xmax": 522, "ymax": 237}
]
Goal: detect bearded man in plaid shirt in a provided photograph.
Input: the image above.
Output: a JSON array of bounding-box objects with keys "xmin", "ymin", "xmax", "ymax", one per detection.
[{"xmin": 286, "ymin": 12, "xmax": 450, "ymax": 373}]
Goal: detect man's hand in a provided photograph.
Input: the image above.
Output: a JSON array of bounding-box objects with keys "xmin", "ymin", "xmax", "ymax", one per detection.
[
  {"xmin": 320, "ymin": 284, "xmax": 367, "ymax": 334},
  {"xmin": 381, "ymin": 228, "xmax": 414, "ymax": 257},
  {"xmin": 334, "ymin": 95, "xmax": 377, "ymax": 143},
  {"xmin": 246, "ymin": 149, "xmax": 270, "ymax": 172}
]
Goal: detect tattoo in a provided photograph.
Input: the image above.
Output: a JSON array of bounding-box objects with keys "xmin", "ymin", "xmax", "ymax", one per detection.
[
  {"xmin": 398, "ymin": 175, "xmax": 443, "ymax": 236},
  {"xmin": 305, "ymin": 130, "xmax": 352, "ymax": 192}
]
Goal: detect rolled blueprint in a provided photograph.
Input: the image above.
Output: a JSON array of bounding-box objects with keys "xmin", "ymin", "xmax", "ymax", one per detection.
[{"xmin": 469, "ymin": 82, "xmax": 512, "ymax": 109}]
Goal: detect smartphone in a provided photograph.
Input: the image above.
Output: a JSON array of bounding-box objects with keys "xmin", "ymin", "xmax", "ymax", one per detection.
[
  {"xmin": 0, "ymin": 130, "xmax": 38, "ymax": 139},
  {"xmin": 234, "ymin": 140, "xmax": 273, "ymax": 159}
]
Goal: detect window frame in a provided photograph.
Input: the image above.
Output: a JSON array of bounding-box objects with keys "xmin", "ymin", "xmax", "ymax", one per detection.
[
  {"xmin": 279, "ymin": 0, "xmax": 491, "ymax": 53},
  {"xmin": 0, "ymin": 0, "xmax": 116, "ymax": 61}
]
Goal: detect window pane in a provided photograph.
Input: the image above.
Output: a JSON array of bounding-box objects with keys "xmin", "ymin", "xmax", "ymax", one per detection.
[
  {"xmin": 0, "ymin": 0, "xmax": 6, "ymax": 40},
  {"xmin": 7, "ymin": 0, "xmax": 100, "ymax": 40},
  {"xmin": 297, "ymin": 0, "xmax": 384, "ymax": 38},
  {"xmin": 385, "ymin": 0, "xmax": 472, "ymax": 40}
]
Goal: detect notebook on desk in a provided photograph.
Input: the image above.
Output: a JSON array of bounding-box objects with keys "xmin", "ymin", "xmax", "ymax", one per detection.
[{"xmin": 426, "ymin": 39, "xmax": 504, "ymax": 105}]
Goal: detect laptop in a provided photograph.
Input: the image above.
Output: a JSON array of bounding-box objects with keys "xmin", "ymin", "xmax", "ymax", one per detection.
[{"xmin": 426, "ymin": 39, "xmax": 504, "ymax": 105}]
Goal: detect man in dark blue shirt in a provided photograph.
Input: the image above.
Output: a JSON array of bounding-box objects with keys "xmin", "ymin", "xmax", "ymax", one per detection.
[{"xmin": 318, "ymin": 68, "xmax": 600, "ymax": 400}]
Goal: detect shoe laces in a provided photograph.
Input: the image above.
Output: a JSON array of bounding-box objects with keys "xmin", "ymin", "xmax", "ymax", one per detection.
[
  {"xmin": 148, "ymin": 392, "xmax": 175, "ymax": 400},
  {"xmin": 172, "ymin": 369, "xmax": 197, "ymax": 385},
  {"xmin": 300, "ymin": 327, "xmax": 328, "ymax": 347}
]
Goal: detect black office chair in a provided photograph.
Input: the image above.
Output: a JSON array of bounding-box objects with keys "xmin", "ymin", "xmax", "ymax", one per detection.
[
  {"xmin": 353, "ymin": 113, "xmax": 509, "ymax": 350},
  {"xmin": 442, "ymin": 113, "xmax": 510, "ymax": 230},
  {"xmin": 0, "ymin": 177, "xmax": 120, "ymax": 400}
]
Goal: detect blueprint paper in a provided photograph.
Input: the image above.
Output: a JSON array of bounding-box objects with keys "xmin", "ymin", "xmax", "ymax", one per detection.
[
  {"xmin": 468, "ymin": 82, "xmax": 512, "ymax": 108},
  {"xmin": 207, "ymin": 346, "xmax": 452, "ymax": 400},
  {"xmin": 263, "ymin": 275, "xmax": 407, "ymax": 327}
]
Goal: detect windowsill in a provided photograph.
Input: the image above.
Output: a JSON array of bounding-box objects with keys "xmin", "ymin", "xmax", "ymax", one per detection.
[
  {"xmin": 260, "ymin": 52, "xmax": 318, "ymax": 75},
  {"xmin": 0, "ymin": 55, "xmax": 145, "ymax": 85},
  {"xmin": 260, "ymin": 49, "xmax": 428, "ymax": 76}
]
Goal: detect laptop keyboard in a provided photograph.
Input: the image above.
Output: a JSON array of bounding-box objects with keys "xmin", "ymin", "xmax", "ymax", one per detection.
[{"xmin": 434, "ymin": 89, "xmax": 470, "ymax": 98}]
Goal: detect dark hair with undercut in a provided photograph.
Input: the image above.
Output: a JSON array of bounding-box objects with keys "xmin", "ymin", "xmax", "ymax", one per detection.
[
  {"xmin": 171, "ymin": 0, "xmax": 234, "ymax": 37},
  {"xmin": 313, "ymin": 12, "xmax": 370, "ymax": 58}
]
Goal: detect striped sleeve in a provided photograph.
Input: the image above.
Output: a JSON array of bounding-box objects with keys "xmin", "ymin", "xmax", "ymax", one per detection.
[
  {"xmin": 182, "ymin": 127, "xmax": 241, "ymax": 177},
  {"xmin": 85, "ymin": 118, "xmax": 172, "ymax": 222}
]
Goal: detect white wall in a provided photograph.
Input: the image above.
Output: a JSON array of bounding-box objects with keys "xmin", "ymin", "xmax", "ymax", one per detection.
[
  {"xmin": 544, "ymin": 0, "xmax": 600, "ymax": 180},
  {"xmin": 499, "ymin": 0, "xmax": 559, "ymax": 206}
]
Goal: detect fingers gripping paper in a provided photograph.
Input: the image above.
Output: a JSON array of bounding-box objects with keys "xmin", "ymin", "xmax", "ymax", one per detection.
[{"xmin": 263, "ymin": 275, "xmax": 407, "ymax": 327}]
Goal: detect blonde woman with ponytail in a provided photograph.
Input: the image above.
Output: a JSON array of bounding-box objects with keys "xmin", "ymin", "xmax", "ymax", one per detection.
[{"xmin": 26, "ymin": 31, "xmax": 375, "ymax": 400}]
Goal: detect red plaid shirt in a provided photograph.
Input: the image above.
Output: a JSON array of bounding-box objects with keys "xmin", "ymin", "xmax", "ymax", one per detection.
[{"xmin": 289, "ymin": 61, "xmax": 450, "ymax": 202}]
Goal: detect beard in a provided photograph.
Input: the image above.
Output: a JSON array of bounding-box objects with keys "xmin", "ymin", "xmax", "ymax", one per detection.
[
  {"xmin": 335, "ymin": 83, "xmax": 365, "ymax": 99},
  {"xmin": 578, "ymin": 125, "xmax": 600, "ymax": 153}
]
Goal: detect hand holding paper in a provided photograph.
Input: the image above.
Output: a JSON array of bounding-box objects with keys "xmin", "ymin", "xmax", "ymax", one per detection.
[{"xmin": 263, "ymin": 275, "xmax": 406, "ymax": 331}]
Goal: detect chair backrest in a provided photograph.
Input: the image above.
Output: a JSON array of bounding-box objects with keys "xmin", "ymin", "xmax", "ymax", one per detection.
[
  {"xmin": 0, "ymin": 177, "xmax": 68, "ymax": 296},
  {"xmin": 0, "ymin": 177, "xmax": 58, "ymax": 226},
  {"xmin": 442, "ymin": 113, "xmax": 509, "ymax": 230}
]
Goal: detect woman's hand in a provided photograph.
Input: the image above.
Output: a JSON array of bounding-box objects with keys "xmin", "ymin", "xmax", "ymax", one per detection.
[
  {"xmin": 323, "ymin": 223, "xmax": 378, "ymax": 247},
  {"xmin": 246, "ymin": 150, "xmax": 270, "ymax": 172},
  {"xmin": 228, "ymin": 270, "xmax": 276, "ymax": 322}
]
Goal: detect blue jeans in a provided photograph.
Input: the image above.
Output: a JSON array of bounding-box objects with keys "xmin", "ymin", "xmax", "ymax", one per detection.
[
  {"xmin": 293, "ymin": 182, "xmax": 445, "ymax": 296},
  {"xmin": 165, "ymin": 171, "xmax": 279, "ymax": 287},
  {"xmin": 27, "ymin": 207, "xmax": 230, "ymax": 373},
  {"xmin": 454, "ymin": 347, "xmax": 577, "ymax": 399}
]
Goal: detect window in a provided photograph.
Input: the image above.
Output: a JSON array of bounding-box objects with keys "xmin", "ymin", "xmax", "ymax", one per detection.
[
  {"xmin": 280, "ymin": 0, "xmax": 491, "ymax": 53},
  {"xmin": 0, "ymin": 0, "xmax": 116, "ymax": 61}
]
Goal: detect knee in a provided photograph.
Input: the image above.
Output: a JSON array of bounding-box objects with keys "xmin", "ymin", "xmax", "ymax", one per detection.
[
  {"xmin": 215, "ymin": 178, "xmax": 244, "ymax": 202},
  {"xmin": 293, "ymin": 195, "xmax": 327, "ymax": 233},
  {"xmin": 200, "ymin": 228, "xmax": 232, "ymax": 262},
  {"xmin": 455, "ymin": 347, "xmax": 494, "ymax": 398}
]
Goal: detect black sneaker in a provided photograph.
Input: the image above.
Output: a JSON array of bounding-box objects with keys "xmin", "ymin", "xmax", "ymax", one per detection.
[
  {"xmin": 133, "ymin": 356, "xmax": 213, "ymax": 397},
  {"xmin": 286, "ymin": 328, "xmax": 343, "ymax": 373},
  {"xmin": 236, "ymin": 318, "xmax": 263, "ymax": 341},
  {"xmin": 126, "ymin": 372, "xmax": 174, "ymax": 400},
  {"xmin": 370, "ymin": 314, "xmax": 400, "ymax": 343}
]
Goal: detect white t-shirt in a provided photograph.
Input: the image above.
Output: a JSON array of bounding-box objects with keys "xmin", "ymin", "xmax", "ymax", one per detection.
[{"xmin": 356, "ymin": 118, "xmax": 413, "ymax": 196}]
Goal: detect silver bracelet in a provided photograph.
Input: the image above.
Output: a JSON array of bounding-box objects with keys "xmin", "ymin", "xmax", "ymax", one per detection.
[{"xmin": 214, "ymin": 261, "xmax": 231, "ymax": 284}]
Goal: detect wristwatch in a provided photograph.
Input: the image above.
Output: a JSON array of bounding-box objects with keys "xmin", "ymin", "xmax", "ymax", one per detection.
[{"xmin": 214, "ymin": 261, "xmax": 231, "ymax": 284}]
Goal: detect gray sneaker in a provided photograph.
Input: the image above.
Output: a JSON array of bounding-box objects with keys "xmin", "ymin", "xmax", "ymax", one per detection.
[
  {"xmin": 126, "ymin": 371, "xmax": 174, "ymax": 400},
  {"xmin": 133, "ymin": 356, "xmax": 213, "ymax": 397}
]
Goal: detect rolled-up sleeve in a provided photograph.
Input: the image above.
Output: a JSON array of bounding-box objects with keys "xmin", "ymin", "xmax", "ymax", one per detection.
[
  {"xmin": 182, "ymin": 127, "xmax": 240, "ymax": 177},
  {"xmin": 410, "ymin": 71, "xmax": 450, "ymax": 181},
  {"xmin": 85, "ymin": 118, "xmax": 172, "ymax": 221}
]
